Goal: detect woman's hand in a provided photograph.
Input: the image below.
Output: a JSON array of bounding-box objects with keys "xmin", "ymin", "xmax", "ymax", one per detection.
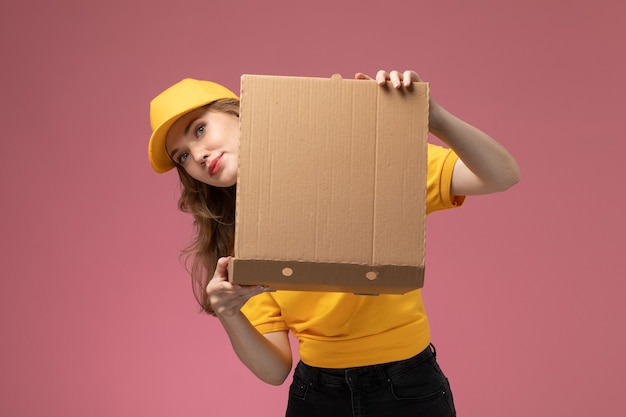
[
  {"xmin": 206, "ymin": 257, "xmax": 266, "ymax": 318},
  {"xmin": 355, "ymin": 69, "xmax": 423, "ymax": 88},
  {"xmin": 355, "ymin": 69, "xmax": 436, "ymax": 118},
  {"xmin": 207, "ymin": 257, "xmax": 293, "ymax": 385}
]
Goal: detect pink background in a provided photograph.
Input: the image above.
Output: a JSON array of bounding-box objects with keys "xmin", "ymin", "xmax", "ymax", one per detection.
[{"xmin": 1, "ymin": 0, "xmax": 624, "ymax": 415}]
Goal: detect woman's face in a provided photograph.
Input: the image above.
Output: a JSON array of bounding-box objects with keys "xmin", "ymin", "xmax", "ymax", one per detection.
[{"xmin": 165, "ymin": 107, "xmax": 239, "ymax": 187}]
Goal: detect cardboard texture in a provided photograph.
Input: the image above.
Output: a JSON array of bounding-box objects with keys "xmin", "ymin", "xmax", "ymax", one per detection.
[{"xmin": 230, "ymin": 74, "xmax": 429, "ymax": 294}]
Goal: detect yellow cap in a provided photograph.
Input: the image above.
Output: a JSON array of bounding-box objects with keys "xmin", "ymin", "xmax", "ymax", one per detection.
[{"xmin": 148, "ymin": 78, "xmax": 238, "ymax": 173}]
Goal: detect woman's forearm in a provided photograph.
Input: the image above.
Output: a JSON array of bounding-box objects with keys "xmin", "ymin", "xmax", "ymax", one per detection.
[
  {"xmin": 218, "ymin": 311, "xmax": 292, "ymax": 386},
  {"xmin": 429, "ymin": 100, "xmax": 521, "ymax": 196}
]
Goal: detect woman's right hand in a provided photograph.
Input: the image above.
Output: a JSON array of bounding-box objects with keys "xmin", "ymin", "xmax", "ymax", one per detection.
[{"xmin": 206, "ymin": 257, "xmax": 266, "ymax": 318}]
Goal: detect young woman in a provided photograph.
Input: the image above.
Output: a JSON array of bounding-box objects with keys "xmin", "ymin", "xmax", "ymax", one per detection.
[{"xmin": 148, "ymin": 70, "xmax": 520, "ymax": 417}]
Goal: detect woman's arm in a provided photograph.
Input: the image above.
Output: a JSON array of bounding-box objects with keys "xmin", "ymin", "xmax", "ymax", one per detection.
[
  {"xmin": 429, "ymin": 100, "xmax": 520, "ymax": 196},
  {"xmin": 208, "ymin": 257, "xmax": 293, "ymax": 385},
  {"xmin": 356, "ymin": 70, "xmax": 521, "ymax": 196}
]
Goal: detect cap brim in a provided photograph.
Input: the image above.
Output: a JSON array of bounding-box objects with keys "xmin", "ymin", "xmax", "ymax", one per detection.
[{"xmin": 148, "ymin": 116, "xmax": 179, "ymax": 173}]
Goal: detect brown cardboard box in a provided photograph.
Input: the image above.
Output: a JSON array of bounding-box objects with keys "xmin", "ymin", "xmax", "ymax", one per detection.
[{"xmin": 229, "ymin": 74, "xmax": 429, "ymax": 295}]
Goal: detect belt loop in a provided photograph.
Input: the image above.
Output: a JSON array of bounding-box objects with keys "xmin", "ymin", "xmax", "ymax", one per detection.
[
  {"xmin": 429, "ymin": 343, "xmax": 437, "ymax": 358},
  {"xmin": 374, "ymin": 364, "xmax": 389, "ymax": 385},
  {"xmin": 310, "ymin": 363, "xmax": 319, "ymax": 387},
  {"xmin": 299, "ymin": 361, "xmax": 319, "ymax": 387}
]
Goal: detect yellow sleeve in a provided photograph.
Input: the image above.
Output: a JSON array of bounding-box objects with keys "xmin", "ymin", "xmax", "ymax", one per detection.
[
  {"xmin": 240, "ymin": 292, "xmax": 289, "ymax": 334},
  {"xmin": 426, "ymin": 143, "xmax": 466, "ymax": 214}
]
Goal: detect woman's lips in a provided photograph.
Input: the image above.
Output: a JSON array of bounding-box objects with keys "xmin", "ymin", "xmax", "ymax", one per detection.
[{"xmin": 208, "ymin": 154, "xmax": 223, "ymax": 176}]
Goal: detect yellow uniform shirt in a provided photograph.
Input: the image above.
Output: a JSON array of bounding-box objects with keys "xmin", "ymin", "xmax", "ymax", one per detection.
[{"xmin": 241, "ymin": 144, "xmax": 463, "ymax": 368}]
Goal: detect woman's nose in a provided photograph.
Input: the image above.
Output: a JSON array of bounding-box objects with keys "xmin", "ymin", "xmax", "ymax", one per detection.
[{"xmin": 190, "ymin": 144, "xmax": 208, "ymax": 164}]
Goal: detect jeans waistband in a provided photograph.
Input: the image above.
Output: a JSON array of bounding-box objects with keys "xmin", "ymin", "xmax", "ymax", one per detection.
[{"xmin": 296, "ymin": 343, "xmax": 436, "ymax": 387}]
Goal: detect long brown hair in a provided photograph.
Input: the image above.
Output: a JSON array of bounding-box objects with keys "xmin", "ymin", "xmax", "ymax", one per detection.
[{"xmin": 175, "ymin": 98, "xmax": 239, "ymax": 315}]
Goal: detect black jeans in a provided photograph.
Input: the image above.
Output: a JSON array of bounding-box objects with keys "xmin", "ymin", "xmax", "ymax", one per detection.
[{"xmin": 285, "ymin": 344, "xmax": 456, "ymax": 417}]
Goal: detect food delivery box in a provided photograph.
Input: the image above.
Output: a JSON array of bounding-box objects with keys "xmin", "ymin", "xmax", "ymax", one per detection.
[{"xmin": 229, "ymin": 74, "xmax": 429, "ymax": 295}]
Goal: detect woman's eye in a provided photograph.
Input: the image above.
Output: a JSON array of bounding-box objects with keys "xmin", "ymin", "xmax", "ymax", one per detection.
[
  {"xmin": 195, "ymin": 124, "xmax": 206, "ymax": 137},
  {"xmin": 179, "ymin": 153, "xmax": 189, "ymax": 164}
]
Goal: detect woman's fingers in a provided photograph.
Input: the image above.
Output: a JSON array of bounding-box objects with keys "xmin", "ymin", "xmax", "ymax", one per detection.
[
  {"xmin": 211, "ymin": 256, "xmax": 231, "ymax": 282},
  {"xmin": 376, "ymin": 70, "xmax": 389, "ymax": 85},
  {"xmin": 354, "ymin": 72, "xmax": 372, "ymax": 80},
  {"xmin": 403, "ymin": 70, "xmax": 422, "ymax": 85},
  {"xmin": 389, "ymin": 70, "xmax": 402, "ymax": 87},
  {"xmin": 207, "ymin": 256, "xmax": 268, "ymax": 316},
  {"xmin": 210, "ymin": 284, "xmax": 266, "ymax": 317},
  {"xmin": 356, "ymin": 70, "xmax": 423, "ymax": 88}
]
